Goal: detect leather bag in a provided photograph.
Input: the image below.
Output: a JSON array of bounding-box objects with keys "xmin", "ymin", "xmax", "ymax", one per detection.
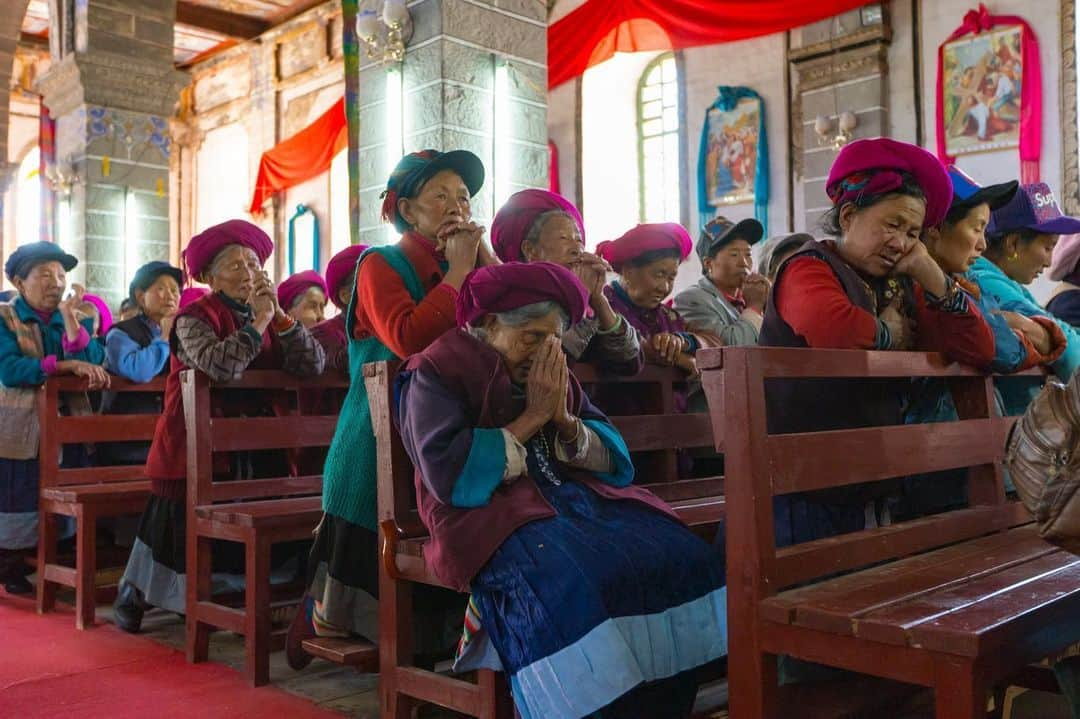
[{"xmin": 1005, "ymin": 373, "xmax": 1080, "ymax": 554}]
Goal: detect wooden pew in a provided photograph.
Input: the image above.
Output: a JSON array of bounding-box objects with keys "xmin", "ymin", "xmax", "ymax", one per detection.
[
  {"xmin": 702, "ymin": 346, "xmax": 1079, "ymax": 719},
  {"xmin": 36, "ymin": 375, "xmax": 166, "ymax": 629},
  {"xmin": 575, "ymin": 364, "xmax": 724, "ymax": 531},
  {"xmin": 181, "ymin": 369, "xmax": 349, "ymax": 687},
  {"xmin": 364, "ymin": 359, "xmax": 724, "ymax": 716}
]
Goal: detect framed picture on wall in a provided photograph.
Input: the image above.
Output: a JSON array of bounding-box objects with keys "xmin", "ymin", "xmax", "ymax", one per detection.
[
  {"xmin": 941, "ymin": 24, "xmax": 1023, "ymax": 156},
  {"xmin": 704, "ymin": 97, "xmax": 759, "ymax": 207}
]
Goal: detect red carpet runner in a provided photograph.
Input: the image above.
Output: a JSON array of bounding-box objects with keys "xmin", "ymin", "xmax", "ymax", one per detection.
[{"xmin": 0, "ymin": 595, "xmax": 342, "ymax": 718}]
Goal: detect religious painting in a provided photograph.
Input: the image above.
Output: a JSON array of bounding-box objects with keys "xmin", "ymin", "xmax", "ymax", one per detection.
[
  {"xmin": 704, "ymin": 98, "xmax": 759, "ymax": 206},
  {"xmin": 941, "ymin": 25, "xmax": 1023, "ymax": 156}
]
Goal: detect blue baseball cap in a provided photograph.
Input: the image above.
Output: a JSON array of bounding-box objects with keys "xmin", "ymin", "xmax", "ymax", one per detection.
[
  {"xmin": 988, "ymin": 182, "xmax": 1080, "ymax": 236},
  {"xmin": 946, "ymin": 166, "xmax": 1017, "ymax": 217}
]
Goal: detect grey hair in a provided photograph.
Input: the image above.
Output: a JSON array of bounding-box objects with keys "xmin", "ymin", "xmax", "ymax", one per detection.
[
  {"xmin": 469, "ymin": 300, "xmax": 571, "ymax": 340},
  {"xmin": 523, "ymin": 210, "xmax": 575, "ymax": 252}
]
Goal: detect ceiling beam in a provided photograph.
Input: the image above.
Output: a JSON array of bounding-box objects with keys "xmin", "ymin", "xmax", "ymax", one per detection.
[
  {"xmin": 271, "ymin": 0, "xmax": 334, "ymax": 27},
  {"xmin": 176, "ymin": 1, "xmax": 271, "ymax": 39}
]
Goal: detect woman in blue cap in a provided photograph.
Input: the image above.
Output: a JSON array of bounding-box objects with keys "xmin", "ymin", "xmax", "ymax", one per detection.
[
  {"xmin": 288, "ymin": 149, "xmax": 493, "ymax": 668},
  {"xmin": 967, "ymin": 182, "xmax": 1080, "ymax": 414},
  {"xmin": 0, "ymin": 241, "xmax": 109, "ymax": 594},
  {"xmin": 96, "ymin": 261, "xmax": 183, "ymax": 470},
  {"xmin": 902, "ymin": 168, "xmax": 1067, "ymax": 519}
]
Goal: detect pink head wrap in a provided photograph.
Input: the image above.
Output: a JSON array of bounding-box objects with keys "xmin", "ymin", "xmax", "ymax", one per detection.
[
  {"xmin": 182, "ymin": 220, "xmax": 274, "ymax": 281},
  {"xmin": 81, "ymin": 294, "xmax": 112, "ymax": 336},
  {"xmin": 179, "ymin": 287, "xmax": 209, "ymax": 309},
  {"xmin": 491, "ymin": 189, "xmax": 585, "ymax": 262},
  {"xmin": 596, "ymin": 223, "xmax": 692, "ymax": 272},
  {"xmin": 825, "ymin": 138, "xmax": 952, "ymax": 229},
  {"xmin": 277, "ymin": 270, "xmax": 328, "ymax": 310},
  {"xmin": 456, "ymin": 261, "xmax": 589, "ymax": 327},
  {"xmin": 324, "ymin": 245, "xmax": 369, "ymax": 309},
  {"xmin": 1050, "ymin": 234, "xmax": 1080, "ymax": 284}
]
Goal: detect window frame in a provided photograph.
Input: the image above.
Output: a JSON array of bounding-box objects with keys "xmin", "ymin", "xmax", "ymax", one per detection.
[{"xmin": 635, "ymin": 51, "xmax": 682, "ymax": 224}]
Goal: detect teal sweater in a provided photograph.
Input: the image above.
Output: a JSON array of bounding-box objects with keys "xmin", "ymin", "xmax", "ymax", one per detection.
[{"xmin": 967, "ymin": 256, "xmax": 1080, "ymax": 413}]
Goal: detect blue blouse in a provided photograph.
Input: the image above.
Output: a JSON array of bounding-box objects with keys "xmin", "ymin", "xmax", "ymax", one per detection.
[{"xmin": 105, "ymin": 316, "xmax": 170, "ymax": 383}]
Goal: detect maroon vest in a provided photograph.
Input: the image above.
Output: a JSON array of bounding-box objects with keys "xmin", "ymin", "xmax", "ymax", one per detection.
[
  {"xmin": 759, "ymin": 241, "xmax": 913, "ymax": 504},
  {"xmin": 402, "ymin": 329, "xmax": 678, "ymax": 591},
  {"xmin": 144, "ymin": 292, "xmax": 283, "ymax": 498}
]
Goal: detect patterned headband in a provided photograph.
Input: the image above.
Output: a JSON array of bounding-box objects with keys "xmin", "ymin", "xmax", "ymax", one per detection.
[{"xmin": 826, "ymin": 169, "xmax": 907, "ymax": 207}]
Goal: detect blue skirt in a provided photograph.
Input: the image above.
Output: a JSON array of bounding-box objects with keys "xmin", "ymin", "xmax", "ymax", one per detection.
[
  {"xmin": 469, "ymin": 480, "xmax": 727, "ymax": 719},
  {"xmin": 0, "ymin": 457, "xmax": 39, "ymax": 550}
]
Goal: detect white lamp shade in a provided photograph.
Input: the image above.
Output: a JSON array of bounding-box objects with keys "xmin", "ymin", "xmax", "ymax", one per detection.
[
  {"xmin": 814, "ymin": 115, "xmax": 831, "ymax": 136},
  {"xmin": 383, "ymin": 0, "xmax": 410, "ymax": 26},
  {"xmin": 838, "ymin": 111, "xmax": 858, "ymax": 132},
  {"xmin": 356, "ymin": 9, "xmax": 379, "ymax": 39}
]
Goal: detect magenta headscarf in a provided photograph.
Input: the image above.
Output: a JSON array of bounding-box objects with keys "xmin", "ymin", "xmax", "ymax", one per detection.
[
  {"xmin": 491, "ymin": 189, "xmax": 585, "ymax": 262},
  {"xmin": 825, "ymin": 138, "xmax": 952, "ymax": 229},
  {"xmin": 81, "ymin": 294, "xmax": 112, "ymax": 336},
  {"xmin": 182, "ymin": 220, "xmax": 274, "ymax": 280},
  {"xmin": 456, "ymin": 261, "xmax": 589, "ymax": 327},
  {"xmin": 179, "ymin": 287, "xmax": 209, "ymax": 309},
  {"xmin": 596, "ymin": 223, "xmax": 692, "ymax": 272},
  {"xmin": 277, "ymin": 270, "xmax": 328, "ymax": 310},
  {"xmin": 324, "ymin": 245, "xmax": 368, "ymax": 309}
]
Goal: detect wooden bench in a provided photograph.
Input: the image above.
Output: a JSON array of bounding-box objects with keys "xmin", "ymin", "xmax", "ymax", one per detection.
[
  {"xmin": 574, "ymin": 364, "xmax": 725, "ymax": 532},
  {"xmin": 36, "ymin": 374, "xmax": 165, "ymax": 629},
  {"xmin": 366, "ymin": 359, "xmax": 726, "ymax": 717},
  {"xmin": 181, "ymin": 368, "xmax": 349, "ymax": 686},
  {"xmin": 701, "ymin": 346, "xmax": 1079, "ymax": 718}
]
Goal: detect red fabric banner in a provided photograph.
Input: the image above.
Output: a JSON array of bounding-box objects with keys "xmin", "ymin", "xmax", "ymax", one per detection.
[
  {"xmin": 935, "ymin": 4, "xmax": 1041, "ymax": 183},
  {"xmin": 547, "ymin": 0, "xmax": 874, "ymax": 89},
  {"xmin": 249, "ymin": 97, "xmax": 347, "ymax": 215}
]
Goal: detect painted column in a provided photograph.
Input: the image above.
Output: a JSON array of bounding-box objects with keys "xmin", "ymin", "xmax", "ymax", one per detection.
[
  {"xmin": 350, "ymin": 0, "xmax": 549, "ymax": 246},
  {"xmin": 34, "ymin": 0, "xmax": 187, "ymax": 308}
]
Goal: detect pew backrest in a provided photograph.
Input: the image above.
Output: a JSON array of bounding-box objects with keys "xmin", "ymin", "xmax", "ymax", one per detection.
[
  {"xmin": 37, "ymin": 375, "xmax": 167, "ymax": 489},
  {"xmin": 700, "ymin": 346, "xmax": 1040, "ymax": 597},
  {"xmin": 181, "ymin": 369, "xmax": 349, "ymax": 508},
  {"xmin": 575, "ymin": 364, "xmax": 723, "ymax": 505}
]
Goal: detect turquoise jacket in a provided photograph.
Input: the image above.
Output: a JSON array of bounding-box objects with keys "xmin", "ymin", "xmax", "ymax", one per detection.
[
  {"xmin": 0, "ymin": 296, "xmax": 104, "ymax": 387},
  {"xmin": 967, "ymin": 256, "xmax": 1080, "ymax": 413}
]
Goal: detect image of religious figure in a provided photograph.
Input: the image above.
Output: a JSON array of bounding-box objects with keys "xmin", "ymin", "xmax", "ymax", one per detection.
[
  {"xmin": 705, "ymin": 97, "xmax": 759, "ymax": 206},
  {"xmin": 942, "ymin": 24, "xmax": 1023, "ymax": 156}
]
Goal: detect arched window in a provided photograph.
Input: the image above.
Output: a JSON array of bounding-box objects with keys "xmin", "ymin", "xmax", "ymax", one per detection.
[
  {"xmin": 15, "ymin": 147, "xmax": 41, "ymax": 246},
  {"xmin": 637, "ymin": 53, "xmax": 680, "ymax": 223}
]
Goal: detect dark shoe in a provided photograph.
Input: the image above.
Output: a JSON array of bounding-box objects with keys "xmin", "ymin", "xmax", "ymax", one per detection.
[
  {"xmin": 112, "ymin": 582, "xmax": 145, "ymax": 633},
  {"xmin": 285, "ymin": 594, "xmax": 316, "ymax": 670},
  {"xmin": 3, "ymin": 575, "xmax": 32, "ymax": 595}
]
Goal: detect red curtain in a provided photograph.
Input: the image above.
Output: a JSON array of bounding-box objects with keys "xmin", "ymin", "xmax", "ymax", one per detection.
[
  {"xmin": 548, "ymin": 0, "xmax": 875, "ymax": 89},
  {"xmin": 249, "ymin": 97, "xmax": 347, "ymax": 215}
]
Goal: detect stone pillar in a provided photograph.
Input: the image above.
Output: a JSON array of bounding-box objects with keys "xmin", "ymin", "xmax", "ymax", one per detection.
[
  {"xmin": 353, "ymin": 0, "xmax": 549, "ymax": 246},
  {"xmin": 789, "ymin": 7, "xmax": 891, "ymax": 232},
  {"xmin": 34, "ymin": 0, "xmax": 187, "ymax": 307}
]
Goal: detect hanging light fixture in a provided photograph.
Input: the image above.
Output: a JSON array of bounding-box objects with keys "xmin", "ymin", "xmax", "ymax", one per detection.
[{"xmin": 357, "ymin": 0, "xmax": 414, "ymax": 65}]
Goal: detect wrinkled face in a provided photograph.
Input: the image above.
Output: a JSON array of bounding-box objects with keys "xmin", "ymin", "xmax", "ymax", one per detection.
[
  {"xmin": 398, "ymin": 169, "xmax": 472, "ymax": 245},
  {"xmin": 137, "ymin": 274, "xmax": 181, "ymax": 323},
  {"xmin": 621, "ymin": 256, "xmax": 680, "ymax": 309},
  {"xmin": 482, "ymin": 311, "xmax": 564, "ymax": 385},
  {"xmin": 14, "ymin": 260, "xmax": 66, "ymax": 313},
  {"xmin": 837, "ymin": 194, "xmax": 926, "ymax": 277},
  {"xmin": 522, "ymin": 214, "xmax": 583, "ymax": 268},
  {"xmin": 288, "ymin": 286, "xmax": 327, "ymax": 328},
  {"xmin": 925, "ymin": 204, "xmax": 990, "ymax": 275},
  {"xmin": 1002, "ymin": 232, "xmax": 1058, "ymax": 285},
  {"xmin": 202, "ymin": 245, "xmax": 261, "ymax": 303},
  {"xmin": 704, "ymin": 238, "xmax": 754, "ymax": 292}
]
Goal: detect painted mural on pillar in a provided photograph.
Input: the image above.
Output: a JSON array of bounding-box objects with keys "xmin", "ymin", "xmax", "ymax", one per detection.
[{"xmin": 86, "ymin": 106, "xmax": 171, "ymax": 162}]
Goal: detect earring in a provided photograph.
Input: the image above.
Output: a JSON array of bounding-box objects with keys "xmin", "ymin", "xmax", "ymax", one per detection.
[{"xmin": 1009, "ymin": 251, "xmax": 1019, "ymax": 261}]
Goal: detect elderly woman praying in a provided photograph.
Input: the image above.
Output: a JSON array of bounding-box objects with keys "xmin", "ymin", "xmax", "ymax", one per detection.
[
  {"xmin": 0, "ymin": 242, "xmax": 108, "ymax": 595},
  {"xmin": 396, "ymin": 262, "xmax": 726, "ymax": 719},
  {"xmin": 112, "ymin": 219, "xmax": 325, "ymax": 633},
  {"xmin": 491, "ymin": 189, "xmax": 642, "ymax": 374}
]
